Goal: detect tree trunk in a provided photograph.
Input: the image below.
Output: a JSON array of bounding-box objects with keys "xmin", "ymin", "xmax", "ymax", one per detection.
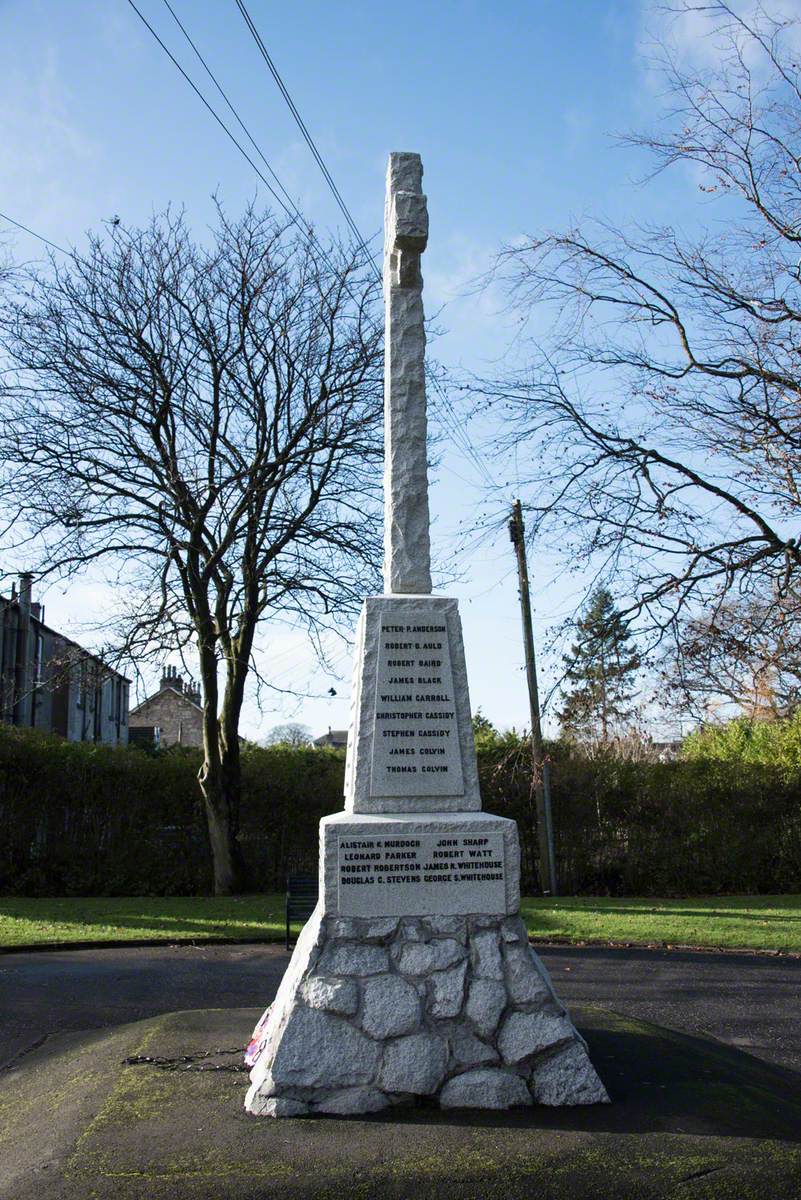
[
  {"xmin": 198, "ymin": 723, "xmax": 247, "ymax": 895},
  {"xmin": 196, "ymin": 633, "xmax": 246, "ymax": 895},
  {"xmin": 198, "ymin": 763, "xmax": 246, "ymax": 895}
]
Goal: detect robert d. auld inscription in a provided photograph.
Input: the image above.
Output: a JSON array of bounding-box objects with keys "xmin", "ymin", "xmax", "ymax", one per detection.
[
  {"xmin": 337, "ymin": 832, "xmax": 506, "ymax": 916},
  {"xmin": 370, "ymin": 609, "xmax": 464, "ymax": 798}
]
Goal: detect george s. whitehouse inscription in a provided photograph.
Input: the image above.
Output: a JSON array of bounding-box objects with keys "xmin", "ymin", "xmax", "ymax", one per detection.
[
  {"xmin": 369, "ymin": 609, "xmax": 464, "ymax": 797},
  {"xmin": 337, "ymin": 832, "xmax": 506, "ymax": 916}
]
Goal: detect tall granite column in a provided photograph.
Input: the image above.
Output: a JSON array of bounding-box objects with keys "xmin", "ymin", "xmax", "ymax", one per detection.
[
  {"xmin": 244, "ymin": 154, "xmax": 609, "ymax": 1117},
  {"xmin": 382, "ymin": 151, "xmax": 432, "ymax": 596}
]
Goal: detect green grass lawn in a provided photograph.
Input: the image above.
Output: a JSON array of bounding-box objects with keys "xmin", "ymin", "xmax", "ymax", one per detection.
[
  {"xmin": 522, "ymin": 894, "xmax": 801, "ymax": 953},
  {"xmin": 1, "ymin": 893, "xmax": 800, "ymax": 952}
]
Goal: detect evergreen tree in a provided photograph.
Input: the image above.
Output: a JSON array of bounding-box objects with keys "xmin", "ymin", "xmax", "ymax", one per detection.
[
  {"xmin": 559, "ymin": 588, "xmax": 640, "ymax": 742},
  {"xmin": 471, "ymin": 709, "xmax": 498, "ymax": 748}
]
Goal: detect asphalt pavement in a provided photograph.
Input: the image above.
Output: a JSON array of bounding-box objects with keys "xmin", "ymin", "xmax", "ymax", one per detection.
[{"xmin": 2, "ymin": 939, "xmax": 800, "ymax": 1075}]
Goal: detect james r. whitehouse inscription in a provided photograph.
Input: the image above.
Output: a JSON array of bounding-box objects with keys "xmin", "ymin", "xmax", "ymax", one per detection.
[
  {"xmin": 337, "ymin": 831, "xmax": 506, "ymax": 917},
  {"xmin": 370, "ymin": 609, "xmax": 464, "ymax": 797}
]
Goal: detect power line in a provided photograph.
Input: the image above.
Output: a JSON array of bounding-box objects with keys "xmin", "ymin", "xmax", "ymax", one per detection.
[
  {"xmin": 233, "ymin": 0, "xmax": 381, "ymax": 282},
  {"xmin": 235, "ymin": 4, "xmax": 493, "ymax": 486},
  {"xmin": 127, "ymin": 0, "xmax": 377, "ymax": 307},
  {"xmin": 160, "ymin": 0, "xmax": 306, "ymax": 231},
  {"xmin": 125, "ymin": 0, "xmax": 306, "ymax": 226},
  {"xmin": 230, "ymin": 0, "xmax": 492, "ymax": 483},
  {"xmin": 0, "ymin": 211, "xmax": 68, "ymax": 255},
  {"xmin": 428, "ymin": 368, "xmax": 498, "ymax": 490}
]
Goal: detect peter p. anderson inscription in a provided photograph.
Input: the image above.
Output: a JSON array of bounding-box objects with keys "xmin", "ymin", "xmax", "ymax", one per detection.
[
  {"xmin": 337, "ymin": 832, "xmax": 506, "ymax": 916},
  {"xmin": 369, "ymin": 610, "xmax": 464, "ymax": 797}
]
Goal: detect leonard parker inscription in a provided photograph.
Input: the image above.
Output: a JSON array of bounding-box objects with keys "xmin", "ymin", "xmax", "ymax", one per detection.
[{"xmin": 369, "ymin": 609, "xmax": 464, "ymax": 798}]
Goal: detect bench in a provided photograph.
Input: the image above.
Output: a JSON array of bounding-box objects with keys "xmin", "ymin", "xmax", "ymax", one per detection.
[{"xmin": 285, "ymin": 874, "xmax": 319, "ymax": 949}]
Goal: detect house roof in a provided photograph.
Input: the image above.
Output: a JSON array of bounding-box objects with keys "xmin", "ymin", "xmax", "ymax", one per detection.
[
  {"xmin": 129, "ymin": 685, "xmax": 203, "ymax": 717},
  {"xmin": 0, "ymin": 593, "xmax": 131, "ymax": 682},
  {"xmin": 314, "ymin": 729, "xmax": 348, "ymax": 746}
]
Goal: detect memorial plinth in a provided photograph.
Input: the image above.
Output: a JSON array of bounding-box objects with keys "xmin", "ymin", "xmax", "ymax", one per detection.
[
  {"xmin": 244, "ymin": 153, "xmax": 608, "ymax": 1117},
  {"xmin": 345, "ymin": 595, "xmax": 480, "ymax": 812}
]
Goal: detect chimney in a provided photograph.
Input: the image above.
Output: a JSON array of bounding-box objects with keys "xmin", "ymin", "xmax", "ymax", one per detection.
[
  {"xmin": 18, "ymin": 573, "xmax": 33, "ymax": 613},
  {"xmin": 160, "ymin": 664, "xmax": 184, "ymax": 692}
]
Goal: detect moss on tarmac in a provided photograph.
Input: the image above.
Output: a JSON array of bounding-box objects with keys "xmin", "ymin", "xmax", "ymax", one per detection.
[{"xmin": 2, "ymin": 1006, "xmax": 800, "ymax": 1200}]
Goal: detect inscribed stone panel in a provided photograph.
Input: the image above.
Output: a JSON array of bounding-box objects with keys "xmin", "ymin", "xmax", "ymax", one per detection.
[{"xmin": 369, "ymin": 607, "xmax": 464, "ymax": 798}]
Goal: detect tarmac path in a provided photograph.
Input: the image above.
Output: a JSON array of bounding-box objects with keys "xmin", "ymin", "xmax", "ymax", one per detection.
[{"xmin": 1, "ymin": 940, "xmax": 800, "ymax": 1075}]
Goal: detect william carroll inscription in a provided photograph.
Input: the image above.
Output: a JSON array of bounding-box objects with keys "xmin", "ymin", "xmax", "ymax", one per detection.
[{"xmin": 369, "ymin": 609, "xmax": 464, "ymax": 798}]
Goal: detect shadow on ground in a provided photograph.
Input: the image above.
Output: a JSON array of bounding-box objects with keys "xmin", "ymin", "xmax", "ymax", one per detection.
[{"xmin": 2, "ymin": 1005, "xmax": 800, "ymax": 1200}]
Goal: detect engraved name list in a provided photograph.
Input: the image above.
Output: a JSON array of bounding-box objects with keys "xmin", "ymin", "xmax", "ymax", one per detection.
[
  {"xmin": 369, "ymin": 609, "xmax": 464, "ymax": 797},
  {"xmin": 337, "ymin": 832, "xmax": 506, "ymax": 916}
]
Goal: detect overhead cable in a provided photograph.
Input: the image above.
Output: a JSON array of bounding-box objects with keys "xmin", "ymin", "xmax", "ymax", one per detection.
[
  {"xmin": 0, "ymin": 211, "xmax": 68, "ymax": 255},
  {"xmin": 128, "ymin": 0, "xmax": 376, "ymax": 304},
  {"xmin": 160, "ymin": 0, "xmax": 307, "ymax": 230},
  {"xmin": 126, "ymin": 0, "xmax": 307, "ymax": 227},
  {"xmin": 233, "ymin": 0, "xmax": 381, "ymax": 281}
]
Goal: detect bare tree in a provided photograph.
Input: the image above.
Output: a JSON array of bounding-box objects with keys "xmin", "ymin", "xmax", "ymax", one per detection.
[
  {"xmin": 0, "ymin": 204, "xmax": 383, "ymax": 893},
  {"xmin": 475, "ymin": 2, "xmax": 801, "ymax": 688},
  {"xmin": 263, "ymin": 722, "xmax": 312, "ymax": 747},
  {"xmin": 659, "ymin": 587, "xmax": 801, "ymax": 720}
]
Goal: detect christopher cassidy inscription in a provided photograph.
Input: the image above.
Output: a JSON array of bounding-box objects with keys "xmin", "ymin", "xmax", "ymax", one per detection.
[
  {"xmin": 370, "ymin": 610, "xmax": 464, "ymax": 797},
  {"xmin": 337, "ymin": 832, "xmax": 506, "ymax": 916}
]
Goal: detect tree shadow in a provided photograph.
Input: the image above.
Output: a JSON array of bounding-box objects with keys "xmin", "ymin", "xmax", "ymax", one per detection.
[{"xmin": 370, "ymin": 1007, "xmax": 801, "ymax": 1142}]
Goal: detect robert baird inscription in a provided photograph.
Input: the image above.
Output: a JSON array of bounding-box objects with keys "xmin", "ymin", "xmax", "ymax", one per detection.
[
  {"xmin": 370, "ymin": 609, "xmax": 465, "ymax": 798},
  {"xmin": 337, "ymin": 832, "xmax": 506, "ymax": 917}
]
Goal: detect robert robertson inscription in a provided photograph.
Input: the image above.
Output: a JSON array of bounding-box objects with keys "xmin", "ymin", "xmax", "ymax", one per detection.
[
  {"xmin": 369, "ymin": 610, "xmax": 465, "ymax": 798},
  {"xmin": 337, "ymin": 832, "xmax": 506, "ymax": 917}
]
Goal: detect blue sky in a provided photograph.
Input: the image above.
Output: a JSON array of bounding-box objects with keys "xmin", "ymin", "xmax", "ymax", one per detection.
[{"xmin": 0, "ymin": 0, "xmax": 715, "ymax": 738}]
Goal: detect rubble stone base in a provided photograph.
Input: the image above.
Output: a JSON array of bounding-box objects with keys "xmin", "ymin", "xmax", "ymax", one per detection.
[{"xmin": 245, "ymin": 905, "xmax": 609, "ymax": 1116}]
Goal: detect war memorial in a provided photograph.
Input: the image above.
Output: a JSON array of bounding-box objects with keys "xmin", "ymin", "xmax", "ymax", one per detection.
[
  {"xmin": 244, "ymin": 153, "xmax": 609, "ymax": 1117},
  {"xmin": 3, "ymin": 157, "xmax": 801, "ymax": 1200}
]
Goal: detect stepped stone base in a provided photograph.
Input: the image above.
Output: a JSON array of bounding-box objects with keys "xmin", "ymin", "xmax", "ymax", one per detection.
[{"xmin": 245, "ymin": 906, "xmax": 609, "ymax": 1116}]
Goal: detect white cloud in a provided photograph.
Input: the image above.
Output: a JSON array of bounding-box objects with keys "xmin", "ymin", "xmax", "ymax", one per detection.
[
  {"xmin": 639, "ymin": 0, "xmax": 801, "ymax": 77},
  {"xmin": 0, "ymin": 38, "xmax": 98, "ymax": 245}
]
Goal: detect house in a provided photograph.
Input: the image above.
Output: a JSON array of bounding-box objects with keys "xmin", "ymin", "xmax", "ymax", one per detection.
[
  {"xmin": 0, "ymin": 573, "xmax": 129, "ymax": 746},
  {"xmin": 314, "ymin": 728, "xmax": 348, "ymax": 749},
  {"xmin": 128, "ymin": 665, "xmax": 203, "ymax": 748}
]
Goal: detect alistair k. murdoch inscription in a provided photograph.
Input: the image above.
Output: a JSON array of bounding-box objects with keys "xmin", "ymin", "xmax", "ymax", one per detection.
[{"xmin": 370, "ymin": 609, "xmax": 465, "ymax": 798}]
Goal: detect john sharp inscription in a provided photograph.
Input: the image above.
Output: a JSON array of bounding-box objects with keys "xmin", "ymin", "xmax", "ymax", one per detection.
[
  {"xmin": 337, "ymin": 832, "xmax": 506, "ymax": 916},
  {"xmin": 370, "ymin": 609, "xmax": 465, "ymax": 797}
]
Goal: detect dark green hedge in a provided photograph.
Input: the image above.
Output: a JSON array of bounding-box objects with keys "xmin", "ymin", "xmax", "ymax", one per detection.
[
  {"xmin": 1, "ymin": 725, "xmax": 799, "ymax": 896},
  {"xmin": 477, "ymin": 740, "xmax": 801, "ymax": 896}
]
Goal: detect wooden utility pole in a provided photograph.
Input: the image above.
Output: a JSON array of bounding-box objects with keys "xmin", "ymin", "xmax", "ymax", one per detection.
[{"xmin": 509, "ymin": 500, "xmax": 558, "ymax": 895}]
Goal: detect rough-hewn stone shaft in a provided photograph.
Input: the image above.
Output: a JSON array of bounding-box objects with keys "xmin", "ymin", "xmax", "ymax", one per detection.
[{"xmin": 383, "ymin": 151, "xmax": 432, "ymax": 595}]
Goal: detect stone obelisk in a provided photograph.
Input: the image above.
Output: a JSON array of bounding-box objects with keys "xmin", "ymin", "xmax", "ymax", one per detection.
[
  {"xmin": 382, "ymin": 151, "xmax": 432, "ymax": 596},
  {"xmin": 244, "ymin": 154, "xmax": 608, "ymax": 1117}
]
